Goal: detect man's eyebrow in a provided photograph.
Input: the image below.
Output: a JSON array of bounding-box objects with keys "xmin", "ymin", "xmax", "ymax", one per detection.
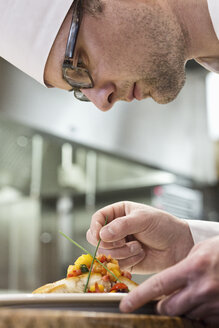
[{"xmin": 82, "ymin": 0, "xmax": 104, "ymax": 16}]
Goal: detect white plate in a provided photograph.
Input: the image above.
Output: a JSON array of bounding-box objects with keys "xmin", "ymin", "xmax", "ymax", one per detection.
[
  {"xmin": 0, "ymin": 293, "xmax": 156, "ymax": 314},
  {"xmin": 0, "ymin": 293, "xmax": 125, "ymax": 305}
]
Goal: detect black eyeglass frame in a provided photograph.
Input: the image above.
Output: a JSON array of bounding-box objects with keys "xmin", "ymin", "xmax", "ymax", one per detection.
[{"xmin": 62, "ymin": 0, "xmax": 94, "ymax": 101}]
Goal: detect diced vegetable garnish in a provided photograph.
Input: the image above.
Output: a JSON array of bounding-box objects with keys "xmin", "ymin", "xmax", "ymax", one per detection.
[
  {"xmin": 92, "ymin": 261, "xmax": 107, "ymax": 275},
  {"xmin": 106, "ymin": 262, "xmax": 121, "ymax": 281},
  {"xmin": 102, "ymin": 275, "xmax": 110, "ymax": 282},
  {"xmin": 99, "ymin": 255, "xmax": 107, "ymax": 263},
  {"xmin": 75, "ymin": 254, "xmax": 93, "ymax": 267},
  {"xmin": 67, "ymin": 269, "xmax": 82, "ymax": 278},
  {"xmin": 122, "ymin": 271, "xmax": 132, "ymax": 280},
  {"xmin": 89, "ymin": 282, "xmax": 104, "ymax": 293},
  {"xmin": 80, "ymin": 264, "xmax": 89, "ymax": 273},
  {"xmin": 61, "ymin": 230, "xmax": 123, "ymax": 285},
  {"xmin": 110, "ymin": 283, "xmax": 129, "ymax": 293}
]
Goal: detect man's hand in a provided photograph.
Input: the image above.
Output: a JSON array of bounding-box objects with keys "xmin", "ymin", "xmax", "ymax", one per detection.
[
  {"xmin": 120, "ymin": 236, "xmax": 219, "ymax": 325},
  {"xmin": 87, "ymin": 201, "xmax": 194, "ymax": 273}
]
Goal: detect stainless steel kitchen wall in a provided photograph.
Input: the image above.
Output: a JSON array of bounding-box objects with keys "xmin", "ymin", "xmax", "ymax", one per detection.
[
  {"xmin": 0, "ymin": 57, "xmax": 216, "ymax": 184},
  {"xmin": 0, "ymin": 116, "xmax": 175, "ymax": 290}
]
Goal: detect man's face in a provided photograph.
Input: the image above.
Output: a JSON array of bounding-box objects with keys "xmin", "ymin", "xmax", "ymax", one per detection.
[{"xmin": 76, "ymin": 0, "xmax": 187, "ymax": 111}]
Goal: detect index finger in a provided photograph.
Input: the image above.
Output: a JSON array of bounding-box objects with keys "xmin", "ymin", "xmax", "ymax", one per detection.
[
  {"xmin": 120, "ymin": 257, "xmax": 190, "ymax": 313},
  {"xmin": 89, "ymin": 201, "xmax": 127, "ymax": 240}
]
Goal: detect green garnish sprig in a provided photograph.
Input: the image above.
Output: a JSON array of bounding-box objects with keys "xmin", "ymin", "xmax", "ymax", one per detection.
[
  {"xmin": 83, "ymin": 218, "xmax": 106, "ymax": 293},
  {"xmin": 59, "ymin": 219, "xmax": 122, "ymax": 291}
]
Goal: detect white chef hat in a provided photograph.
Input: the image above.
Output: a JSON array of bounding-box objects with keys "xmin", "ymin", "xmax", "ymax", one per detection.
[{"xmin": 0, "ymin": 0, "xmax": 73, "ymax": 86}]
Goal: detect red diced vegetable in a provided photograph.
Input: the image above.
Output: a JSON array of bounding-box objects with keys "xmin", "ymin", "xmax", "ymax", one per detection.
[
  {"xmin": 122, "ymin": 271, "xmax": 132, "ymax": 280},
  {"xmin": 102, "ymin": 275, "xmax": 110, "ymax": 282},
  {"xmin": 95, "ymin": 282, "xmax": 100, "ymax": 293},
  {"xmin": 67, "ymin": 269, "xmax": 82, "ymax": 278},
  {"xmin": 99, "ymin": 255, "xmax": 107, "ymax": 263},
  {"xmin": 110, "ymin": 283, "xmax": 129, "ymax": 293}
]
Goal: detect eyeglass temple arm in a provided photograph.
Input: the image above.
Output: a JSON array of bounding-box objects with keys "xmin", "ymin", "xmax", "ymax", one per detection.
[{"xmin": 65, "ymin": 5, "xmax": 80, "ymax": 59}]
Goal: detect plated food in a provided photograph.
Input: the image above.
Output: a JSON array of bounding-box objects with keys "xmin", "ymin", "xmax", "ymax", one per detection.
[{"xmin": 33, "ymin": 254, "xmax": 138, "ymax": 294}]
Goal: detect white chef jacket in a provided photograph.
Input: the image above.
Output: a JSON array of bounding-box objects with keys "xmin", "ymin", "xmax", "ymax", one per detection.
[
  {"xmin": 0, "ymin": 0, "xmax": 219, "ymax": 245},
  {"xmin": 196, "ymin": 0, "xmax": 219, "ymax": 73},
  {"xmin": 208, "ymin": 0, "xmax": 219, "ymax": 40}
]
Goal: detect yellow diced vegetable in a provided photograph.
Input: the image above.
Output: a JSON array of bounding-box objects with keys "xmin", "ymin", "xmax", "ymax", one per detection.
[
  {"xmin": 98, "ymin": 284, "xmax": 104, "ymax": 292},
  {"xmin": 74, "ymin": 254, "xmax": 93, "ymax": 268},
  {"xmin": 89, "ymin": 284, "xmax": 104, "ymax": 292},
  {"xmin": 112, "ymin": 269, "xmax": 121, "ymax": 278},
  {"xmin": 89, "ymin": 285, "xmax": 96, "ymax": 292},
  {"xmin": 67, "ymin": 264, "xmax": 80, "ymax": 275},
  {"xmin": 107, "ymin": 263, "xmax": 116, "ymax": 270},
  {"xmin": 107, "ymin": 262, "xmax": 121, "ymax": 281},
  {"xmin": 107, "ymin": 263, "xmax": 121, "ymax": 274},
  {"xmin": 111, "ymin": 258, "xmax": 119, "ymax": 265}
]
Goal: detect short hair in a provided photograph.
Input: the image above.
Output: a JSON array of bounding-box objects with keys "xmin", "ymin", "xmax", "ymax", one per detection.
[{"xmin": 82, "ymin": 0, "xmax": 103, "ymax": 16}]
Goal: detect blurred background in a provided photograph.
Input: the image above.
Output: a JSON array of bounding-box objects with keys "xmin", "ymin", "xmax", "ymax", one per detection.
[{"xmin": 0, "ymin": 57, "xmax": 219, "ymax": 292}]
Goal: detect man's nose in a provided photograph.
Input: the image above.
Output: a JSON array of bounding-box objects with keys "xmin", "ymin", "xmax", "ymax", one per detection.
[{"xmin": 81, "ymin": 83, "xmax": 116, "ymax": 111}]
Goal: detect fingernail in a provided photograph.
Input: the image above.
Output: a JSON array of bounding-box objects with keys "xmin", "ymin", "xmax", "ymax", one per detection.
[
  {"xmin": 95, "ymin": 221, "xmax": 102, "ymax": 234},
  {"xmin": 113, "ymin": 240, "xmax": 125, "ymax": 247},
  {"xmin": 120, "ymin": 299, "xmax": 133, "ymax": 313},
  {"xmin": 130, "ymin": 244, "xmax": 140, "ymax": 254},
  {"xmin": 90, "ymin": 222, "xmax": 102, "ymax": 239},
  {"xmin": 157, "ymin": 300, "xmax": 169, "ymax": 315},
  {"xmin": 100, "ymin": 226, "xmax": 115, "ymax": 240},
  {"xmin": 158, "ymin": 304, "xmax": 168, "ymax": 315}
]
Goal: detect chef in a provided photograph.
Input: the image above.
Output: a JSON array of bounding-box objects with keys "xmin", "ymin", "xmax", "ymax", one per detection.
[{"xmin": 1, "ymin": 0, "xmax": 219, "ymax": 324}]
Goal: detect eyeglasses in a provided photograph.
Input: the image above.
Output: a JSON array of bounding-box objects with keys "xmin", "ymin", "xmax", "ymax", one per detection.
[{"xmin": 62, "ymin": 0, "xmax": 94, "ymax": 102}]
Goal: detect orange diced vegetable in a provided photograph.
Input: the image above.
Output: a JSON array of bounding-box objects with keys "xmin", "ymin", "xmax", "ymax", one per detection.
[{"xmin": 122, "ymin": 271, "xmax": 132, "ymax": 280}]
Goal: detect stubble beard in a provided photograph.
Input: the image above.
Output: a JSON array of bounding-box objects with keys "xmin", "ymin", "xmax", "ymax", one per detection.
[
  {"xmin": 104, "ymin": 1, "xmax": 188, "ymax": 105},
  {"xmin": 142, "ymin": 53, "xmax": 186, "ymax": 104},
  {"xmin": 133, "ymin": 4, "xmax": 187, "ymax": 104}
]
